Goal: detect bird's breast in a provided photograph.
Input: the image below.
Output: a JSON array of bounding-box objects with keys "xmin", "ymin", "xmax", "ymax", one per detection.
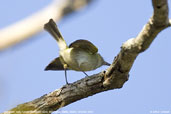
[{"xmin": 60, "ymin": 48, "xmax": 99, "ymax": 71}]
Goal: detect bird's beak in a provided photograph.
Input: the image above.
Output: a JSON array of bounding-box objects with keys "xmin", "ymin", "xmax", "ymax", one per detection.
[{"xmin": 104, "ymin": 61, "xmax": 111, "ymax": 66}]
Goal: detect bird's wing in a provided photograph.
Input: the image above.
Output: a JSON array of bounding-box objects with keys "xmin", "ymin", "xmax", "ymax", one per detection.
[
  {"xmin": 69, "ymin": 40, "xmax": 98, "ymax": 54},
  {"xmin": 45, "ymin": 57, "xmax": 67, "ymax": 71}
]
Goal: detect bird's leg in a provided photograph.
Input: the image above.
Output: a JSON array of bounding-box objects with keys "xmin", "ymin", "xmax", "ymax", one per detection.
[
  {"xmin": 64, "ymin": 64, "xmax": 69, "ymax": 84},
  {"xmin": 82, "ymin": 71, "xmax": 89, "ymax": 77},
  {"xmin": 78, "ymin": 66, "xmax": 89, "ymax": 77}
]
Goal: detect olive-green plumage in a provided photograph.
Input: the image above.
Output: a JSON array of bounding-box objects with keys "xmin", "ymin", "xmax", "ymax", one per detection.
[{"xmin": 44, "ymin": 19, "xmax": 110, "ymax": 84}]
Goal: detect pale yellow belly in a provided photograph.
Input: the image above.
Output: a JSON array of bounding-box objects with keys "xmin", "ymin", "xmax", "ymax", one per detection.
[{"xmin": 60, "ymin": 48, "xmax": 99, "ymax": 71}]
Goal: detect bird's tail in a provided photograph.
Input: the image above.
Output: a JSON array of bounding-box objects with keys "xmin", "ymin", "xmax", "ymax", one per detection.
[{"xmin": 44, "ymin": 19, "xmax": 68, "ymax": 50}]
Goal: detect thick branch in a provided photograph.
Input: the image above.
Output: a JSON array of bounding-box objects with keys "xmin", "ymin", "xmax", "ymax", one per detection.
[
  {"xmin": 0, "ymin": 0, "xmax": 92, "ymax": 51},
  {"xmin": 4, "ymin": 0, "xmax": 170, "ymax": 113}
]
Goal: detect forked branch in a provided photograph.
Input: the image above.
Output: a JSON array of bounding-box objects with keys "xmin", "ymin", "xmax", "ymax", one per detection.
[{"xmin": 3, "ymin": 0, "xmax": 170, "ymax": 113}]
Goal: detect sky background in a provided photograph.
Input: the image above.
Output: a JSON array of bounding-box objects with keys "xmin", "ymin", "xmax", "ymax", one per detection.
[{"xmin": 0, "ymin": 0, "xmax": 171, "ymax": 114}]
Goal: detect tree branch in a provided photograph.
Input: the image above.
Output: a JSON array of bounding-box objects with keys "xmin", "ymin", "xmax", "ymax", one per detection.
[
  {"xmin": 4, "ymin": 0, "xmax": 170, "ymax": 113},
  {"xmin": 0, "ymin": 0, "xmax": 93, "ymax": 51}
]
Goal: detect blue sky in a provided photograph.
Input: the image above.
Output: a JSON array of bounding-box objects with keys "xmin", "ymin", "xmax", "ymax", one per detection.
[{"xmin": 0, "ymin": 0, "xmax": 171, "ymax": 114}]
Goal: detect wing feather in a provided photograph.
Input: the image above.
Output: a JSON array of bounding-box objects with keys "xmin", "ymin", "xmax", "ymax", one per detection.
[
  {"xmin": 69, "ymin": 40, "xmax": 98, "ymax": 54},
  {"xmin": 45, "ymin": 57, "xmax": 65, "ymax": 70}
]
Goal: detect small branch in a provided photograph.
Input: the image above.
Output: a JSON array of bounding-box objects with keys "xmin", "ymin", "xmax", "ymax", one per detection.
[
  {"xmin": 0, "ymin": 0, "xmax": 93, "ymax": 51},
  {"xmin": 3, "ymin": 0, "xmax": 170, "ymax": 113}
]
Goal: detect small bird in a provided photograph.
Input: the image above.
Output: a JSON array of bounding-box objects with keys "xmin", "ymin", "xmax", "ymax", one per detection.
[{"xmin": 44, "ymin": 19, "xmax": 110, "ymax": 84}]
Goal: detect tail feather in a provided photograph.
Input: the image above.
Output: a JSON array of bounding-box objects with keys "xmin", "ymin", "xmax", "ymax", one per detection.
[{"xmin": 44, "ymin": 19, "xmax": 68, "ymax": 50}]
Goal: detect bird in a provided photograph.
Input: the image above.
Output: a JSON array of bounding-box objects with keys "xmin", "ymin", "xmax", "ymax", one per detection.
[{"xmin": 44, "ymin": 19, "xmax": 110, "ymax": 84}]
